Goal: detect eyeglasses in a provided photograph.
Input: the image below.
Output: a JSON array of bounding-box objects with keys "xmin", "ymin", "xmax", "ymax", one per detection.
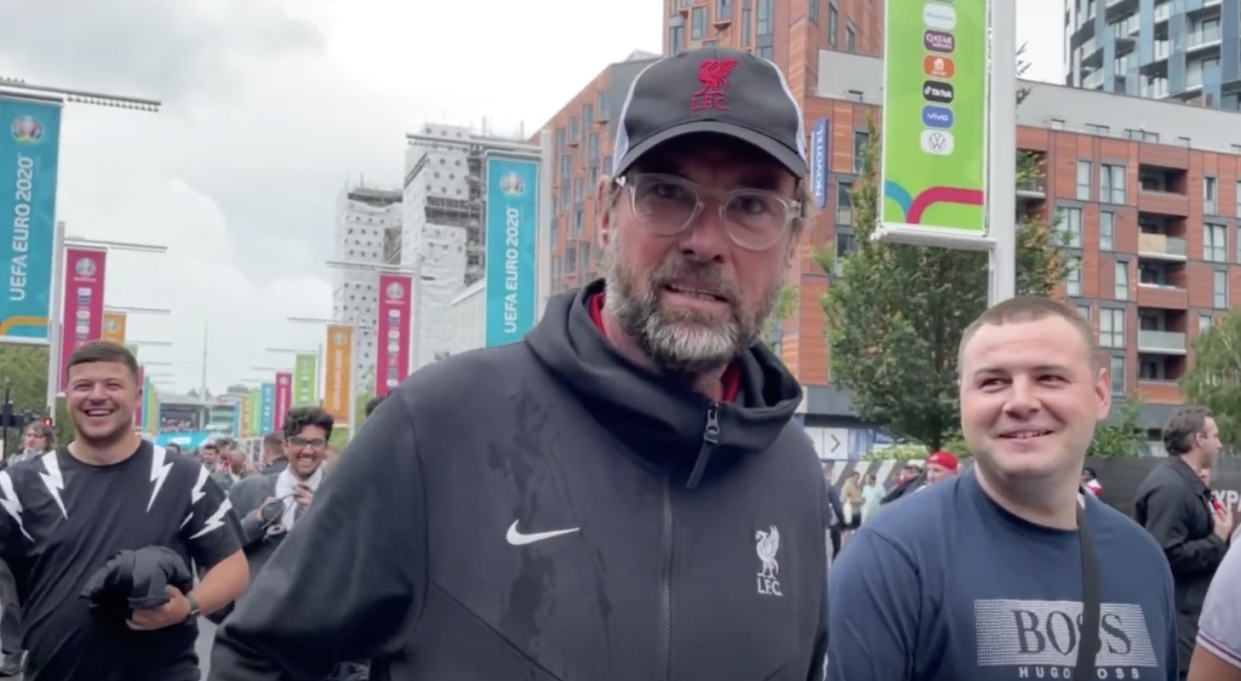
[
  {"xmin": 287, "ymin": 437, "xmax": 327, "ymax": 451},
  {"xmin": 618, "ymin": 173, "xmax": 801, "ymax": 251}
]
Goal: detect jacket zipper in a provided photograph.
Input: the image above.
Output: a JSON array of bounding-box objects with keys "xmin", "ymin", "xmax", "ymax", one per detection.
[
  {"xmin": 659, "ymin": 476, "xmax": 673, "ymax": 681},
  {"xmin": 686, "ymin": 402, "xmax": 720, "ymax": 489}
]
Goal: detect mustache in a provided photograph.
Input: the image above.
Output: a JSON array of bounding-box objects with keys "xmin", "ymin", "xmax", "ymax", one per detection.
[{"xmin": 649, "ymin": 259, "xmax": 739, "ymax": 304}]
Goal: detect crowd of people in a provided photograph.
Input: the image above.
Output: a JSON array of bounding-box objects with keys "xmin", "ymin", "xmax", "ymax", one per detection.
[{"xmin": 0, "ymin": 45, "xmax": 1234, "ymax": 681}]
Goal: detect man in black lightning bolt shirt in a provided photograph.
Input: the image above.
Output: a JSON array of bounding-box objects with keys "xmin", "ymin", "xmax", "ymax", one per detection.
[{"xmin": 0, "ymin": 342, "xmax": 248, "ymax": 680}]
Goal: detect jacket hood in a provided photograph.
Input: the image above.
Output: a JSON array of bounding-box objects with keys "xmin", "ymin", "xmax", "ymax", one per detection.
[{"xmin": 525, "ymin": 280, "xmax": 802, "ymax": 485}]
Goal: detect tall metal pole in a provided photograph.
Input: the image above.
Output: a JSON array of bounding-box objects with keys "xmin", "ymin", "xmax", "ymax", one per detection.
[
  {"xmin": 987, "ymin": 0, "xmax": 1018, "ymax": 305},
  {"xmin": 44, "ymin": 220, "xmax": 66, "ymax": 416}
]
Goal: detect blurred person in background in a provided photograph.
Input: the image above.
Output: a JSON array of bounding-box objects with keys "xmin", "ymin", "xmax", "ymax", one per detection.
[
  {"xmin": 8, "ymin": 423, "xmax": 55, "ymax": 466},
  {"xmin": 918, "ymin": 451, "xmax": 958, "ymax": 490},
  {"xmin": 1082, "ymin": 467, "xmax": 1103, "ymax": 497},
  {"xmin": 0, "ymin": 422, "xmax": 53, "ymax": 675},
  {"xmin": 258, "ymin": 432, "xmax": 287, "ymax": 475},
  {"xmin": 860, "ymin": 473, "xmax": 883, "ymax": 524},
  {"xmin": 1135, "ymin": 407, "xmax": 1231, "ymax": 680}
]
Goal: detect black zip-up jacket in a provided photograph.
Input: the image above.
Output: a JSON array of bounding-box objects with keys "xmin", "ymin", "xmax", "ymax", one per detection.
[
  {"xmin": 1133, "ymin": 456, "xmax": 1227, "ymax": 676},
  {"xmin": 210, "ymin": 281, "xmax": 829, "ymax": 681}
]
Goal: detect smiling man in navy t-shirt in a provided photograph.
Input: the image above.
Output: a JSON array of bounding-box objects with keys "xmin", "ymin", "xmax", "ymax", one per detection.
[{"xmin": 828, "ymin": 297, "xmax": 1176, "ymax": 681}]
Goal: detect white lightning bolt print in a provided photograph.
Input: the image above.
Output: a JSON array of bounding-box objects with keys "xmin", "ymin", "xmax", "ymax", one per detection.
[
  {"xmin": 147, "ymin": 445, "xmax": 174, "ymax": 513},
  {"xmin": 0, "ymin": 472, "xmax": 31, "ymax": 541},
  {"xmin": 37, "ymin": 451, "xmax": 66, "ymax": 519},
  {"xmin": 189, "ymin": 497, "xmax": 232, "ymax": 540},
  {"xmin": 181, "ymin": 465, "xmax": 211, "ymax": 530}
]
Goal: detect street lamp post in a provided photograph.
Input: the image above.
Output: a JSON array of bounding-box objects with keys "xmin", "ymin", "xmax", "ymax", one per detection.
[
  {"xmin": 46, "ymin": 233, "xmax": 168, "ymax": 416},
  {"xmin": 287, "ymin": 316, "xmax": 362, "ymax": 439}
]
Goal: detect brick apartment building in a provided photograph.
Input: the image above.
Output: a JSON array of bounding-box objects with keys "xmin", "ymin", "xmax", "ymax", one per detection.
[{"xmin": 535, "ymin": 1, "xmax": 1241, "ymax": 455}]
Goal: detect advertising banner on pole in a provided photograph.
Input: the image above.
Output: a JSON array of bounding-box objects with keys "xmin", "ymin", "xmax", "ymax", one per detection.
[
  {"xmin": 375, "ymin": 274, "xmax": 411, "ymax": 396},
  {"xmin": 274, "ymin": 372, "xmax": 292, "ymax": 430},
  {"xmin": 292, "ymin": 353, "xmax": 317, "ymax": 406},
  {"xmin": 259, "ymin": 382, "xmax": 275, "ymax": 435},
  {"xmin": 810, "ymin": 118, "xmax": 829, "ymax": 209},
  {"xmin": 323, "ymin": 325, "xmax": 353, "ymax": 425},
  {"xmin": 879, "ymin": 0, "xmax": 986, "ymax": 240},
  {"xmin": 484, "ymin": 156, "xmax": 538, "ymax": 347},
  {"xmin": 230, "ymin": 398, "xmax": 242, "ymax": 437},
  {"xmin": 58, "ymin": 247, "xmax": 107, "ymax": 390},
  {"xmin": 134, "ymin": 365, "xmax": 144, "ymax": 429},
  {"xmin": 102, "ymin": 310, "xmax": 127, "ymax": 344},
  {"xmin": 246, "ymin": 389, "xmax": 260, "ymax": 436},
  {"xmin": 0, "ymin": 96, "xmax": 62, "ymax": 343},
  {"xmin": 238, "ymin": 394, "xmax": 251, "ymax": 437},
  {"xmin": 141, "ymin": 373, "xmax": 157, "ymax": 432}
]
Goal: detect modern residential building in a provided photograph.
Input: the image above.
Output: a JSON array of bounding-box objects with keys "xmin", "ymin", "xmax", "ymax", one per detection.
[
  {"xmin": 662, "ymin": 0, "xmax": 882, "ymax": 59},
  {"xmin": 400, "ymin": 123, "xmax": 535, "ymax": 369},
  {"xmin": 332, "ymin": 182, "xmax": 402, "ymax": 391},
  {"xmin": 539, "ymin": 27, "xmax": 1241, "ymax": 456},
  {"xmin": 1064, "ymin": 0, "xmax": 1238, "ymax": 110}
]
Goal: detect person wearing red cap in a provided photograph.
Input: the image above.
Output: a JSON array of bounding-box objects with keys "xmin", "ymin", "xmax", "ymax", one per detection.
[{"xmin": 923, "ymin": 451, "xmax": 958, "ymax": 486}]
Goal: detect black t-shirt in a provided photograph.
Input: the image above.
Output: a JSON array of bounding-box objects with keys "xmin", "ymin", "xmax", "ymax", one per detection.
[{"xmin": 0, "ymin": 441, "xmax": 243, "ymax": 681}]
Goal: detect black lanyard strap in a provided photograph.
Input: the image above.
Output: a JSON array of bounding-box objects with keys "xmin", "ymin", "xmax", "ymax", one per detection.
[{"xmin": 1074, "ymin": 497, "xmax": 1101, "ymax": 679}]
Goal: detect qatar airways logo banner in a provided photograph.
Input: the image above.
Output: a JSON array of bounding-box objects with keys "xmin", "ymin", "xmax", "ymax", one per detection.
[
  {"xmin": 58, "ymin": 247, "xmax": 107, "ymax": 390},
  {"xmin": 274, "ymin": 372, "xmax": 292, "ymax": 431},
  {"xmin": 375, "ymin": 274, "xmax": 411, "ymax": 396}
]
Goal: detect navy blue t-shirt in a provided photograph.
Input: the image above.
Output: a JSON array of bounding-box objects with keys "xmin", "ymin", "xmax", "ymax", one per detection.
[{"xmin": 828, "ymin": 471, "xmax": 1177, "ymax": 681}]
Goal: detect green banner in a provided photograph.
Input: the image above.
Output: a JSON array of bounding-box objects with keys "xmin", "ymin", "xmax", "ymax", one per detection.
[
  {"xmin": 246, "ymin": 389, "xmax": 261, "ymax": 436},
  {"xmin": 292, "ymin": 353, "xmax": 318, "ymax": 406},
  {"xmin": 880, "ymin": 0, "xmax": 986, "ymax": 234}
]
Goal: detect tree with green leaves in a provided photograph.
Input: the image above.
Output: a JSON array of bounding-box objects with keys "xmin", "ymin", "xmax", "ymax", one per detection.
[
  {"xmin": 763, "ymin": 284, "xmax": 798, "ymax": 352},
  {"xmin": 1086, "ymin": 397, "xmax": 1148, "ymax": 457},
  {"xmin": 1181, "ymin": 310, "xmax": 1241, "ymax": 450},
  {"xmin": 816, "ymin": 50, "xmax": 1070, "ymax": 449}
]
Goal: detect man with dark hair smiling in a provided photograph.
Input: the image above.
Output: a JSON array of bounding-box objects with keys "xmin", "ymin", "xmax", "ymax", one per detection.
[
  {"xmin": 212, "ymin": 46, "xmax": 828, "ymax": 681},
  {"xmin": 0, "ymin": 341, "xmax": 248, "ymax": 680},
  {"xmin": 828, "ymin": 298, "xmax": 1176, "ymax": 680}
]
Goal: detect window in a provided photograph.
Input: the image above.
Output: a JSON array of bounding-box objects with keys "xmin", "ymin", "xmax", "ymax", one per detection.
[
  {"xmin": 1076, "ymin": 160, "xmax": 1091, "ymax": 200},
  {"xmin": 1099, "ymin": 309, "xmax": 1125, "ymax": 348},
  {"xmin": 1114, "ymin": 260, "xmax": 1129, "ymax": 300},
  {"xmin": 1214, "ymin": 270, "xmax": 1227, "ymax": 308},
  {"xmin": 1057, "ymin": 207, "xmax": 1082, "ymax": 247},
  {"xmin": 554, "ymin": 127, "xmax": 565, "ymax": 152},
  {"xmin": 1066, "ymin": 256, "xmax": 1082, "ymax": 296},
  {"xmin": 1235, "ymin": 180, "xmax": 1241, "ymax": 217},
  {"xmin": 834, "ymin": 232, "xmax": 856, "ymax": 275},
  {"xmin": 595, "ymin": 90, "xmax": 608, "ymax": 120},
  {"xmin": 741, "ymin": 0, "xmax": 752, "ymax": 46},
  {"xmin": 568, "ymin": 116, "xmax": 578, "ymax": 140},
  {"xmin": 757, "ymin": 46, "xmax": 773, "ymax": 59},
  {"xmin": 1204, "ymin": 223, "xmax": 1227, "ymax": 262},
  {"xmin": 836, "ymin": 180, "xmax": 853, "ymax": 225},
  {"xmin": 588, "ymin": 133, "xmax": 599, "ymax": 163},
  {"xmin": 691, "ymin": 7, "xmax": 705, "ymax": 39},
  {"xmin": 756, "ymin": 0, "xmax": 772, "ymax": 34},
  {"xmin": 827, "ymin": 5, "xmax": 837, "ymax": 47},
  {"xmin": 1204, "ymin": 176, "xmax": 1218, "ymax": 215},
  {"xmin": 565, "ymin": 244, "xmax": 577, "ymax": 273},
  {"xmin": 716, "ymin": 0, "xmax": 733, "ymax": 20},
  {"xmin": 809, "ymin": 0, "xmax": 818, "ymax": 24},
  {"xmin": 1099, "ymin": 211, "xmax": 1114, "ymax": 250},
  {"xmin": 845, "ymin": 26, "xmax": 855, "ymax": 52},
  {"xmin": 669, "ymin": 25, "xmax": 684, "ymax": 53},
  {"xmin": 1100, "ymin": 163, "xmax": 1125, "ymax": 203},
  {"xmin": 1199, "ymin": 313, "xmax": 1214, "ymax": 334},
  {"xmin": 581, "ymin": 104, "xmax": 593, "ymax": 133},
  {"xmin": 573, "ymin": 178, "xmax": 583, "ymax": 205},
  {"xmin": 1109, "ymin": 355, "xmax": 1126, "ymax": 395},
  {"xmin": 853, "ymin": 131, "xmax": 870, "ymax": 173},
  {"xmin": 1076, "ymin": 304, "xmax": 1091, "ymax": 322},
  {"xmin": 602, "ymin": 155, "xmax": 612, "ymax": 175}
]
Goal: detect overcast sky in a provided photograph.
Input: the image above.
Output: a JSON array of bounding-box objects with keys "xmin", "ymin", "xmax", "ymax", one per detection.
[{"xmin": 0, "ymin": 0, "xmax": 1062, "ymax": 394}]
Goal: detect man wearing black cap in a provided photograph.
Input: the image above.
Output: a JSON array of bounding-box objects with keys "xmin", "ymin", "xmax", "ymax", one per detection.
[{"xmin": 211, "ymin": 46, "xmax": 828, "ymax": 681}]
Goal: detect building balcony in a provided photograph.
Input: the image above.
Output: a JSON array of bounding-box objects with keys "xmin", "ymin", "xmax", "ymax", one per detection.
[
  {"xmin": 1136, "ymin": 380, "xmax": 1183, "ymax": 404},
  {"xmin": 1136, "ymin": 283, "xmax": 1189, "ymax": 309},
  {"xmin": 1137, "ymin": 190, "xmax": 1189, "ymax": 217},
  {"xmin": 1136, "ymin": 233, "xmax": 1188, "ymax": 261},
  {"xmin": 1137, "ymin": 330, "xmax": 1187, "ymax": 354},
  {"xmin": 1016, "ymin": 178, "xmax": 1046, "ymax": 201}
]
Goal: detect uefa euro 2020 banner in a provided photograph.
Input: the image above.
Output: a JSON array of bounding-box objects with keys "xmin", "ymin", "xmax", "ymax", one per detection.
[
  {"xmin": 0, "ymin": 96, "xmax": 62, "ymax": 343},
  {"xmin": 484, "ymin": 156, "xmax": 538, "ymax": 348}
]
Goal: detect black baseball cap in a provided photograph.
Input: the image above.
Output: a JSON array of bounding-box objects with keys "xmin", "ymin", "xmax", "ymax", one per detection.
[{"xmin": 611, "ymin": 46, "xmax": 806, "ymax": 179}]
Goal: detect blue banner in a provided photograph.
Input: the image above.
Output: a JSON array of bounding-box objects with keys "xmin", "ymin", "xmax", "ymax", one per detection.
[
  {"xmin": 0, "ymin": 97, "xmax": 61, "ymax": 341},
  {"xmin": 484, "ymin": 156, "xmax": 539, "ymax": 347},
  {"xmin": 260, "ymin": 382, "xmax": 275, "ymax": 433},
  {"xmin": 230, "ymin": 401, "xmax": 242, "ymax": 436},
  {"xmin": 154, "ymin": 430, "xmax": 212, "ymax": 449},
  {"xmin": 810, "ymin": 118, "xmax": 829, "ymax": 209}
]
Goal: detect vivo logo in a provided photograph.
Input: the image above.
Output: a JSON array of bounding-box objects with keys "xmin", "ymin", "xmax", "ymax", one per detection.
[
  {"xmin": 921, "ymin": 105, "xmax": 954, "ymax": 128},
  {"xmin": 922, "ymin": 80, "xmax": 955, "ymax": 103},
  {"xmin": 920, "ymin": 130, "xmax": 955, "ymax": 155},
  {"xmin": 923, "ymin": 4, "xmax": 956, "ymax": 29},
  {"xmin": 924, "ymin": 30, "xmax": 955, "ymax": 53}
]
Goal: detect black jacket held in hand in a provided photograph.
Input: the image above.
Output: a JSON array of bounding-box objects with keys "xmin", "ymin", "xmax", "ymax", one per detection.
[
  {"xmin": 81, "ymin": 546, "xmax": 194, "ymax": 630},
  {"xmin": 210, "ymin": 281, "xmax": 829, "ymax": 681}
]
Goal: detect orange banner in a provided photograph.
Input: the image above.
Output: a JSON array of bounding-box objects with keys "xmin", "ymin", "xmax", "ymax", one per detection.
[
  {"xmin": 323, "ymin": 325, "xmax": 353, "ymax": 424},
  {"xmin": 102, "ymin": 311, "xmax": 127, "ymax": 345}
]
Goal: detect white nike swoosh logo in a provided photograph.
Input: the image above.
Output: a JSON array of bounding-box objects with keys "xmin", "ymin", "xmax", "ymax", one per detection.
[{"xmin": 505, "ymin": 520, "xmax": 579, "ymax": 546}]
